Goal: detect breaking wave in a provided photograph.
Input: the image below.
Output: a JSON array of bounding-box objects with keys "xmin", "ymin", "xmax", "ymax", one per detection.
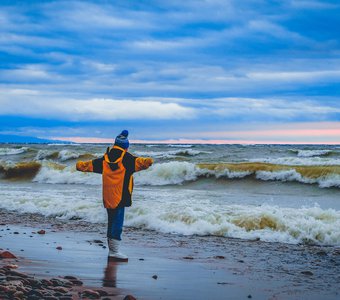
[
  {"xmin": 290, "ymin": 149, "xmax": 335, "ymax": 157},
  {"xmin": 168, "ymin": 144, "xmax": 193, "ymax": 148},
  {"xmin": 1, "ymin": 189, "xmax": 338, "ymax": 245},
  {"xmin": 134, "ymin": 149, "xmax": 210, "ymax": 159},
  {"xmin": 249, "ymin": 156, "xmax": 340, "ymax": 166},
  {"xmin": 35, "ymin": 150, "xmax": 96, "ymax": 161},
  {"xmin": 0, "ymin": 161, "xmax": 41, "ymax": 179},
  {"xmin": 125, "ymin": 203, "xmax": 340, "ymax": 245},
  {"xmin": 0, "ymin": 147, "xmax": 29, "ymax": 156},
  {"xmin": 1, "ymin": 160, "xmax": 340, "ymax": 188}
]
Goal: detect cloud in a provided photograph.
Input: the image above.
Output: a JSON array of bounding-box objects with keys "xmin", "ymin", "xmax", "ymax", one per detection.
[
  {"xmin": 0, "ymin": 0, "xmax": 340, "ymax": 143},
  {"xmin": 205, "ymin": 98, "xmax": 340, "ymax": 121},
  {"xmin": 246, "ymin": 70, "xmax": 340, "ymax": 82},
  {"xmin": 0, "ymin": 97, "xmax": 195, "ymax": 121}
]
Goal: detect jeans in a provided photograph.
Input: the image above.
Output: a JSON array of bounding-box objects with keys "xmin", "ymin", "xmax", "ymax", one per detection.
[{"xmin": 107, "ymin": 207, "xmax": 125, "ymax": 240}]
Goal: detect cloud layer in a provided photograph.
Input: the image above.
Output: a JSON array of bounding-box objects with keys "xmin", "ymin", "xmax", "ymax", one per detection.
[{"xmin": 0, "ymin": 0, "xmax": 339, "ymax": 142}]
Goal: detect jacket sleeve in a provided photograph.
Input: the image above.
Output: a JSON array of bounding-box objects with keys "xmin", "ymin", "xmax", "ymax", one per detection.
[
  {"xmin": 135, "ymin": 157, "xmax": 153, "ymax": 172},
  {"xmin": 76, "ymin": 157, "xmax": 104, "ymax": 174},
  {"xmin": 123, "ymin": 152, "xmax": 153, "ymax": 173}
]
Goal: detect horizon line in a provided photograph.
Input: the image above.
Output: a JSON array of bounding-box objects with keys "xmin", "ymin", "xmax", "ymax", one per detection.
[{"xmin": 51, "ymin": 137, "xmax": 340, "ymax": 145}]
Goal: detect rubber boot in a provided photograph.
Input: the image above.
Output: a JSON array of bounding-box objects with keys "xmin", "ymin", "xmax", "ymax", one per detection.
[{"xmin": 108, "ymin": 238, "xmax": 128, "ymax": 262}]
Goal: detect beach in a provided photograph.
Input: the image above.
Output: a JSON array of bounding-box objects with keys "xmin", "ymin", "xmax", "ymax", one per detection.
[
  {"xmin": 1, "ymin": 211, "xmax": 340, "ymax": 300},
  {"xmin": 1, "ymin": 143, "xmax": 340, "ymax": 299}
]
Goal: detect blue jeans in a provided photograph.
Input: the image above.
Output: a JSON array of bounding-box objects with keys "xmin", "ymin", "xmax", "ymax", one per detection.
[{"xmin": 107, "ymin": 207, "xmax": 125, "ymax": 240}]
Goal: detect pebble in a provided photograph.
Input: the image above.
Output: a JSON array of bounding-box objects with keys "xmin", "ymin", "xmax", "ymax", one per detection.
[
  {"xmin": 0, "ymin": 265, "xmax": 83, "ymax": 300},
  {"xmin": 124, "ymin": 295, "xmax": 137, "ymax": 300},
  {"xmin": 37, "ymin": 230, "xmax": 46, "ymax": 234},
  {"xmin": 152, "ymin": 275, "xmax": 158, "ymax": 280},
  {"xmin": 69, "ymin": 279, "xmax": 83, "ymax": 286},
  {"xmin": 63, "ymin": 275, "xmax": 78, "ymax": 280},
  {"xmin": 0, "ymin": 251, "xmax": 17, "ymax": 259},
  {"xmin": 4, "ymin": 264, "xmax": 18, "ymax": 269},
  {"xmin": 56, "ymin": 246, "xmax": 63, "ymax": 250},
  {"xmin": 81, "ymin": 289, "xmax": 100, "ymax": 299},
  {"xmin": 52, "ymin": 286, "xmax": 69, "ymax": 293},
  {"xmin": 96, "ymin": 289, "xmax": 109, "ymax": 296}
]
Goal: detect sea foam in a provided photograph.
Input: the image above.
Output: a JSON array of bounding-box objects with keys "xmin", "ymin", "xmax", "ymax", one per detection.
[
  {"xmin": 291, "ymin": 149, "xmax": 334, "ymax": 157},
  {"xmin": 25, "ymin": 161, "xmax": 340, "ymax": 188},
  {"xmin": 125, "ymin": 202, "xmax": 340, "ymax": 246},
  {"xmin": 1, "ymin": 185, "xmax": 338, "ymax": 245},
  {"xmin": 0, "ymin": 147, "xmax": 29, "ymax": 156}
]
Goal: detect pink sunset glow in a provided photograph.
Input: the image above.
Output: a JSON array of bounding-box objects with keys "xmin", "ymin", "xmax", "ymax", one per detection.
[{"xmin": 53, "ymin": 125, "xmax": 340, "ymax": 145}]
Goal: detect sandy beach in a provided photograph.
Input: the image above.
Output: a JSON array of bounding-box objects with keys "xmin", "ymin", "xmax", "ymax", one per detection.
[{"xmin": 1, "ymin": 210, "xmax": 339, "ymax": 300}]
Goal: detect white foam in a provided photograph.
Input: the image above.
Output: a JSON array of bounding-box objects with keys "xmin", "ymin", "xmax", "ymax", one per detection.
[
  {"xmin": 0, "ymin": 181, "xmax": 339, "ymax": 245},
  {"xmin": 291, "ymin": 149, "xmax": 333, "ymax": 157},
  {"xmin": 0, "ymin": 147, "xmax": 29, "ymax": 156},
  {"xmin": 35, "ymin": 150, "xmax": 56, "ymax": 160},
  {"xmin": 0, "ymin": 186, "xmax": 105, "ymax": 223},
  {"xmin": 58, "ymin": 150, "xmax": 80, "ymax": 161},
  {"xmin": 29, "ymin": 160, "xmax": 340, "ymax": 188},
  {"xmin": 33, "ymin": 165, "xmax": 101, "ymax": 185},
  {"xmin": 135, "ymin": 162, "xmax": 198, "ymax": 185},
  {"xmin": 125, "ymin": 201, "xmax": 340, "ymax": 246},
  {"xmin": 256, "ymin": 169, "xmax": 340, "ymax": 188},
  {"xmin": 249, "ymin": 156, "xmax": 340, "ymax": 166},
  {"xmin": 134, "ymin": 149, "xmax": 210, "ymax": 159},
  {"xmin": 168, "ymin": 144, "xmax": 193, "ymax": 148},
  {"xmin": 214, "ymin": 169, "xmax": 252, "ymax": 179}
]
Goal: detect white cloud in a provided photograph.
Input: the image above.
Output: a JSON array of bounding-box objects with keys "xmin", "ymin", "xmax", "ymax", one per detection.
[
  {"xmin": 247, "ymin": 70, "xmax": 340, "ymax": 82},
  {"xmin": 0, "ymin": 97, "xmax": 195, "ymax": 121},
  {"xmin": 0, "ymin": 65, "xmax": 57, "ymax": 81},
  {"xmin": 200, "ymin": 97, "xmax": 340, "ymax": 120}
]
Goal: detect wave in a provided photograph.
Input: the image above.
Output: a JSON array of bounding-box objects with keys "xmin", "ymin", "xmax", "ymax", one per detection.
[
  {"xmin": 135, "ymin": 161, "xmax": 340, "ymax": 188},
  {"xmin": 145, "ymin": 144, "xmax": 193, "ymax": 148},
  {"xmin": 197, "ymin": 162, "xmax": 340, "ymax": 188},
  {"xmin": 125, "ymin": 204, "xmax": 340, "ymax": 246},
  {"xmin": 134, "ymin": 149, "xmax": 210, "ymax": 159},
  {"xmin": 290, "ymin": 149, "xmax": 335, "ymax": 157},
  {"xmin": 36, "ymin": 149, "xmax": 96, "ymax": 161},
  {"xmin": 36, "ymin": 150, "xmax": 59, "ymax": 160},
  {"xmin": 0, "ymin": 147, "xmax": 29, "ymax": 156},
  {"xmin": 249, "ymin": 156, "xmax": 340, "ymax": 166},
  {"xmin": 2, "ymin": 160, "xmax": 340, "ymax": 188},
  {"xmin": 0, "ymin": 161, "xmax": 41, "ymax": 179},
  {"xmin": 168, "ymin": 144, "xmax": 193, "ymax": 148},
  {"xmin": 1, "ymin": 189, "xmax": 338, "ymax": 245},
  {"xmin": 33, "ymin": 164, "xmax": 100, "ymax": 185},
  {"xmin": 58, "ymin": 150, "xmax": 96, "ymax": 161}
]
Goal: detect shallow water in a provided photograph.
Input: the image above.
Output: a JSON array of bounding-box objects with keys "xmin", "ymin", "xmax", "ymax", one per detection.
[{"xmin": 0, "ymin": 143, "xmax": 339, "ymax": 246}]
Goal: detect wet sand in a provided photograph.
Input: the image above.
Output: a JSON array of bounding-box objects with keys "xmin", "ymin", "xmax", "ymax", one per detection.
[{"xmin": 0, "ymin": 211, "xmax": 339, "ymax": 300}]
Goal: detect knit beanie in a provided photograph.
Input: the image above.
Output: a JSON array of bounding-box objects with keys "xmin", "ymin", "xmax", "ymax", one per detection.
[{"xmin": 114, "ymin": 130, "xmax": 129, "ymax": 149}]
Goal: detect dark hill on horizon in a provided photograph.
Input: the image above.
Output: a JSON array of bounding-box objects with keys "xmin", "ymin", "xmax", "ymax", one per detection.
[{"xmin": 0, "ymin": 134, "xmax": 71, "ymax": 144}]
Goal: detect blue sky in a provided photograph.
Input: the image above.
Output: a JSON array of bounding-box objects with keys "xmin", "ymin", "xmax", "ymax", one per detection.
[{"xmin": 0, "ymin": 0, "xmax": 339, "ymax": 143}]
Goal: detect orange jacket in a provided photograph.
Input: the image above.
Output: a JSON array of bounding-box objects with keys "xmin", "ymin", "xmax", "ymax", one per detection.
[{"xmin": 76, "ymin": 145, "xmax": 153, "ymax": 209}]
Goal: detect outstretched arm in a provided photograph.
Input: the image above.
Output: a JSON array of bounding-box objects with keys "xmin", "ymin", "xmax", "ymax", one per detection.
[
  {"xmin": 76, "ymin": 157, "xmax": 104, "ymax": 174},
  {"xmin": 135, "ymin": 157, "xmax": 153, "ymax": 172}
]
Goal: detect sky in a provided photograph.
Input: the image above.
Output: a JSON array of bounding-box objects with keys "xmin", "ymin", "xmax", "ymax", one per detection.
[{"xmin": 0, "ymin": 0, "xmax": 340, "ymax": 144}]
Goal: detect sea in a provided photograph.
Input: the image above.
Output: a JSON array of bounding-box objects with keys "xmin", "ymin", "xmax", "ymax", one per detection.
[{"xmin": 0, "ymin": 143, "xmax": 339, "ymax": 247}]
